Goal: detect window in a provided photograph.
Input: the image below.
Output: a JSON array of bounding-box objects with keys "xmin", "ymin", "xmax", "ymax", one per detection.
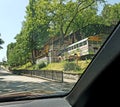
[{"xmin": 0, "ymin": 0, "xmax": 119, "ymax": 106}]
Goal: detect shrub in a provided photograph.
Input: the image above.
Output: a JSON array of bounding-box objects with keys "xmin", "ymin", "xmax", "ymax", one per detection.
[
  {"xmin": 64, "ymin": 62, "xmax": 81, "ymax": 71},
  {"xmin": 19, "ymin": 62, "xmax": 32, "ymax": 69},
  {"xmin": 34, "ymin": 62, "xmax": 47, "ymax": 70},
  {"xmin": 38, "ymin": 62, "xmax": 46, "ymax": 69}
]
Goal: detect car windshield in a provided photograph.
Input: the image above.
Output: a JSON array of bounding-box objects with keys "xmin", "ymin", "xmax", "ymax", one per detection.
[{"xmin": 0, "ymin": 0, "xmax": 119, "ymax": 99}]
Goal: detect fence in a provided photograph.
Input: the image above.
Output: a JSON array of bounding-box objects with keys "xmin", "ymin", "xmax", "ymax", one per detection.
[{"xmin": 12, "ymin": 70, "xmax": 63, "ymax": 82}]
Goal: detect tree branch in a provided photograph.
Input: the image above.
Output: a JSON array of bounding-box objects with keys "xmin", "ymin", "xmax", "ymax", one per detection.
[{"xmin": 64, "ymin": 0, "xmax": 95, "ymax": 36}]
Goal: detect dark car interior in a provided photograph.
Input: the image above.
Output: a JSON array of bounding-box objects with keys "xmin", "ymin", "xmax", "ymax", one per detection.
[{"xmin": 67, "ymin": 22, "xmax": 120, "ymax": 107}]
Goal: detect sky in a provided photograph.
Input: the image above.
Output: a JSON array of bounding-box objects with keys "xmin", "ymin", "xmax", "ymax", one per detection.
[
  {"xmin": 0, "ymin": 0, "xmax": 120, "ymax": 62},
  {"xmin": 0, "ymin": 0, "xmax": 29, "ymax": 61}
]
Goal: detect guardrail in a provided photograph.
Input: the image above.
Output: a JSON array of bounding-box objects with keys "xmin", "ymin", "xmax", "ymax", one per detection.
[{"xmin": 12, "ymin": 70, "xmax": 63, "ymax": 82}]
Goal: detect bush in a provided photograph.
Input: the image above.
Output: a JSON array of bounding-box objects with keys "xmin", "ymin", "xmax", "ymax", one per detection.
[
  {"xmin": 34, "ymin": 62, "xmax": 47, "ymax": 70},
  {"xmin": 64, "ymin": 62, "xmax": 81, "ymax": 71},
  {"xmin": 38, "ymin": 62, "xmax": 46, "ymax": 69},
  {"xmin": 19, "ymin": 62, "xmax": 32, "ymax": 69}
]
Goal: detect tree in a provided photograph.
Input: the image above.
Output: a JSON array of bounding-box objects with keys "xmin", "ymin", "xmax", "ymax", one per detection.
[
  {"xmin": 34, "ymin": 0, "xmax": 105, "ymax": 51},
  {"xmin": 101, "ymin": 3, "xmax": 120, "ymax": 26},
  {"xmin": 0, "ymin": 33, "xmax": 4, "ymax": 49},
  {"xmin": 7, "ymin": 0, "xmax": 107, "ymax": 67},
  {"xmin": 7, "ymin": 43, "xmax": 17, "ymax": 66}
]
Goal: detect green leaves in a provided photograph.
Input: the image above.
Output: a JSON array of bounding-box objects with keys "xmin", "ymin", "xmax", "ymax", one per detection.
[
  {"xmin": 7, "ymin": 0, "xmax": 119, "ymax": 67},
  {"xmin": 0, "ymin": 34, "xmax": 4, "ymax": 49},
  {"xmin": 102, "ymin": 3, "xmax": 120, "ymax": 25}
]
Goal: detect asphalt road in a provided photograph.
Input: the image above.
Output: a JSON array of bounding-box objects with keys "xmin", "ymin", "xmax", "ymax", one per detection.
[{"xmin": 0, "ymin": 69, "xmax": 75, "ymax": 95}]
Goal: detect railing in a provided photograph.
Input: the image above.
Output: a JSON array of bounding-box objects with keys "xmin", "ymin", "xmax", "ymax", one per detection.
[{"xmin": 12, "ymin": 70, "xmax": 63, "ymax": 82}]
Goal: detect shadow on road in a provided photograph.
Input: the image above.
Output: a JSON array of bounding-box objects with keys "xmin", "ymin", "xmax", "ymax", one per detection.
[{"xmin": 0, "ymin": 70, "xmax": 76, "ymax": 96}]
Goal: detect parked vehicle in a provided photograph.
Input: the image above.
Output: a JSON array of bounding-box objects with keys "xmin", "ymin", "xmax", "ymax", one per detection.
[{"xmin": 64, "ymin": 36, "xmax": 101, "ymax": 60}]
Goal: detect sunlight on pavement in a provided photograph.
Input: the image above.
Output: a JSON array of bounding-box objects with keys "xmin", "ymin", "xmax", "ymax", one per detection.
[{"xmin": 0, "ymin": 75, "xmax": 47, "ymax": 83}]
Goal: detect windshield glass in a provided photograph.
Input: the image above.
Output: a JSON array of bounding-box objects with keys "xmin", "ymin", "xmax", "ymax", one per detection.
[{"xmin": 0, "ymin": 0, "xmax": 119, "ymax": 99}]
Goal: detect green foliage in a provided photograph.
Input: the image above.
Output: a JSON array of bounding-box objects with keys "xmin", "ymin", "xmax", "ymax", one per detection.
[
  {"xmin": 20, "ymin": 62, "xmax": 32, "ymax": 69},
  {"xmin": 102, "ymin": 3, "xmax": 120, "ymax": 25},
  {"xmin": 38, "ymin": 62, "xmax": 46, "ymax": 69},
  {"xmin": 7, "ymin": 40, "xmax": 30, "ymax": 67},
  {"xmin": 0, "ymin": 34, "xmax": 4, "ymax": 49},
  {"xmin": 34, "ymin": 62, "xmax": 46, "ymax": 70},
  {"xmin": 7, "ymin": 0, "xmax": 119, "ymax": 68},
  {"xmin": 64, "ymin": 62, "xmax": 81, "ymax": 71}
]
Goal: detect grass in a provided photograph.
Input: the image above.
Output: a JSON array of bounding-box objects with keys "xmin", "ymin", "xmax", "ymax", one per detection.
[
  {"xmin": 41, "ymin": 60, "xmax": 91, "ymax": 74},
  {"xmin": 12, "ymin": 60, "xmax": 91, "ymax": 74},
  {"xmin": 41, "ymin": 61, "xmax": 65, "ymax": 71}
]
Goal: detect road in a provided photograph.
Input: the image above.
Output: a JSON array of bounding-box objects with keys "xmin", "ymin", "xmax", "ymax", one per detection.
[{"xmin": 0, "ymin": 69, "xmax": 76, "ymax": 95}]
